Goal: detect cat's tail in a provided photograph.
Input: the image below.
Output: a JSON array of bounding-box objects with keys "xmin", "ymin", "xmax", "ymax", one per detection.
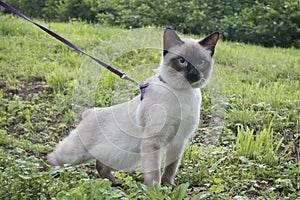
[
  {"xmin": 46, "ymin": 129, "xmax": 91, "ymax": 166},
  {"xmin": 46, "ymin": 109, "xmax": 94, "ymax": 166}
]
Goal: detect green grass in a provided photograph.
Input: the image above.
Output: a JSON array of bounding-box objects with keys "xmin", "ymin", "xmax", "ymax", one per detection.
[
  {"xmin": 0, "ymin": 14, "xmax": 299, "ymax": 199},
  {"xmin": 234, "ymin": 125, "xmax": 285, "ymax": 165}
]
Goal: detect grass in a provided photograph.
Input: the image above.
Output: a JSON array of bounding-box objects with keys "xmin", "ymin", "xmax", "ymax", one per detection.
[
  {"xmin": 0, "ymin": 14, "xmax": 299, "ymax": 199},
  {"xmin": 234, "ymin": 125, "xmax": 285, "ymax": 165}
]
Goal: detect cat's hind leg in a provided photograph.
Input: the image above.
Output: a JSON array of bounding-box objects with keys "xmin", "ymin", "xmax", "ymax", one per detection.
[{"xmin": 96, "ymin": 160, "xmax": 118, "ymax": 185}]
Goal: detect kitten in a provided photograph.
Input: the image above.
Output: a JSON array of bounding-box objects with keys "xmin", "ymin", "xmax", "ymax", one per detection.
[{"xmin": 46, "ymin": 28, "xmax": 219, "ymax": 186}]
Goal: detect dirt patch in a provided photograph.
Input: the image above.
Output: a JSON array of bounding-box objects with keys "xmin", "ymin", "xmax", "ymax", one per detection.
[
  {"xmin": 1, "ymin": 76, "xmax": 52, "ymax": 102},
  {"xmin": 1, "ymin": 76, "xmax": 74, "ymax": 139}
]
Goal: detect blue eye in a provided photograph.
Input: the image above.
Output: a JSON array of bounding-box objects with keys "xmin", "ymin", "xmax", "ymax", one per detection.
[
  {"xmin": 178, "ymin": 57, "xmax": 187, "ymax": 66},
  {"xmin": 198, "ymin": 60, "xmax": 205, "ymax": 67}
]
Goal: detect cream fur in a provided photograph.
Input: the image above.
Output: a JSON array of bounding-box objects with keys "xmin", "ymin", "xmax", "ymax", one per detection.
[{"xmin": 46, "ymin": 29, "xmax": 218, "ymax": 186}]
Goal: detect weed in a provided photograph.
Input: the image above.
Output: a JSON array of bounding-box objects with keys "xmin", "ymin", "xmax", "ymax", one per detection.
[
  {"xmin": 234, "ymin": 125, "xmax": 285, "ymax": 165},
  {"xmin": 0, "ymin": 16, "xmax": 299, "ymax": 199}
]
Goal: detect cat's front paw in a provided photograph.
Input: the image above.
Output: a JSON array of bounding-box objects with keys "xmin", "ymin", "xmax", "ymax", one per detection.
[{"xmin": 161, "ymin": 179, "xmax": 176, "ymax": 188}]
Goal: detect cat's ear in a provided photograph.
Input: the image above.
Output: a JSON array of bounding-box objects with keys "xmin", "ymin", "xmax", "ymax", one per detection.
[
  {"xmin": 199, "ymin": 32, "xmax": 219, "ymax": 57},
  {"xmin": 163, "ymin": 28, "xmax": 183, "ymax": 56}
]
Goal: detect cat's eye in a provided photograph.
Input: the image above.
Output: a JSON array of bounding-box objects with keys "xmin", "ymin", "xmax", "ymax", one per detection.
[
  {"xmin": 197, "ymin": 60, "xmax": 205, "ymax": 67},
  {"xmin": 178, "ymin": 57, "xmax": 187, "ymax": 66}
]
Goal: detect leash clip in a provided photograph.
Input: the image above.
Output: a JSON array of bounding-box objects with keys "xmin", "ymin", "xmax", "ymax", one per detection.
[{"xmin": 121, "ymin": 74, "xmax": 139, "ymax": 86}]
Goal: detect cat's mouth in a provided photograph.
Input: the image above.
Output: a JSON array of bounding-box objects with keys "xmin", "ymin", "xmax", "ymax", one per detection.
[{"xmin": 190, "ymin": 77, "xmax": 208, "ymax": 88}]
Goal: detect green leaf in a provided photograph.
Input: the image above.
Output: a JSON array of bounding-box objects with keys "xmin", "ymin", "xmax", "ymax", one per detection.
[
  {"xmin": 171, "ymin": 183, "xmax": 189, "ymax": 200},
  {"xmin": 213, "ymin": 178, "xmax": 222, "ymax": 184},
  {"xmin": 18, "ymin": 174, "xmax": 32, "ymax": 180},
  {"xmin": 191, "ymin": 194, "xmax": 201, "ymax": 200}
]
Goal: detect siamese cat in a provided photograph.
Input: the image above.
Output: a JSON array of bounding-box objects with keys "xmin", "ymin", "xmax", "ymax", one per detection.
[{"xmin": 46, "ymin": 28, "xmax": 219, "ymax": 186}]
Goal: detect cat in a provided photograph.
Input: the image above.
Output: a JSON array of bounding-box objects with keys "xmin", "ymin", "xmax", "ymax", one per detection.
[{"xmin": 46, "ymin": 28, "xmax": 219, "ymax": 187}]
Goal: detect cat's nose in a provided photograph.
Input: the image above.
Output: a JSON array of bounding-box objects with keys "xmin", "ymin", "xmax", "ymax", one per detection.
[{"xmin": 187, "ymin": 63, "xmax": 199, "ymax": 77}]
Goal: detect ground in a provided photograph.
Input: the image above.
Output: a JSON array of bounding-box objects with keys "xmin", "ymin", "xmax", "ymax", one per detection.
[{"xmin": 0, "ymin": 16, "xmax": 299, "ymax": 199}]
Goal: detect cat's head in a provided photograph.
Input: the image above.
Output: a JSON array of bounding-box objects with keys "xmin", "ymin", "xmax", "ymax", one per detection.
[{"xmin": 159, "ymin": 28, "xmax": 219, "ymax": 89}]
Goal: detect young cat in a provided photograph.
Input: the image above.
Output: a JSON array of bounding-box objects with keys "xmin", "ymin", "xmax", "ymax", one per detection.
[{"xmin": 46, "ymin": 28, "xmax": 219, "ymax": 186}]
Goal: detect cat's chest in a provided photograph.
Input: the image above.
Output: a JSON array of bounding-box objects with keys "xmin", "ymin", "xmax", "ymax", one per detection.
[
  {"xmin": 176, "ymin": 90, "xmax": 201, "ymax": 121},
  {"xmin": 144, "ymin": 82, "xmax": 201, "ymax": 122},
  {"xmin": 145, "ymin": 83, "xmax": 201, "ymax": 140}
]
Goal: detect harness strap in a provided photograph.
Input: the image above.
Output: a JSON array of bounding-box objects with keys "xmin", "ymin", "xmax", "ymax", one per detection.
[
  {"xmin": 0, "ymin": 0, "xmax": 140, "ymax": 87},
  {"xmin": 139, "ymin": 83, "xmax": 149, "ymax": 100}
]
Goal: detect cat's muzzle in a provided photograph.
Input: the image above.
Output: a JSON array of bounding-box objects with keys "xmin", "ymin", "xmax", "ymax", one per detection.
[{"xmin": 186, "ymin": 63, "xmax": 200, "ymax": 83}]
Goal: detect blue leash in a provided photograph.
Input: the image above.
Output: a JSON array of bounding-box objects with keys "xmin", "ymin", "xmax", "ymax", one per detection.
[{"xmin": 0, "ymin": 0, "xmax": 149, "ymax": 100}]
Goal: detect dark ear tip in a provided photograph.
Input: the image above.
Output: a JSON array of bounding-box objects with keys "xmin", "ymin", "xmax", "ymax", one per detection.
[
  {"xmin": 164, "ymin": 27, "xmax": 173, "ymax": 34},
  {"xmin": 212, "ymin": 31, "xmax": 220, "ymax": 39}
]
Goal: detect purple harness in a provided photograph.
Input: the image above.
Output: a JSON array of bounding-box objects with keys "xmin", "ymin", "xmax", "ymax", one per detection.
[{"xmin": 0, "ymin": 0, "xmax": 149, "ymax": 100}]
